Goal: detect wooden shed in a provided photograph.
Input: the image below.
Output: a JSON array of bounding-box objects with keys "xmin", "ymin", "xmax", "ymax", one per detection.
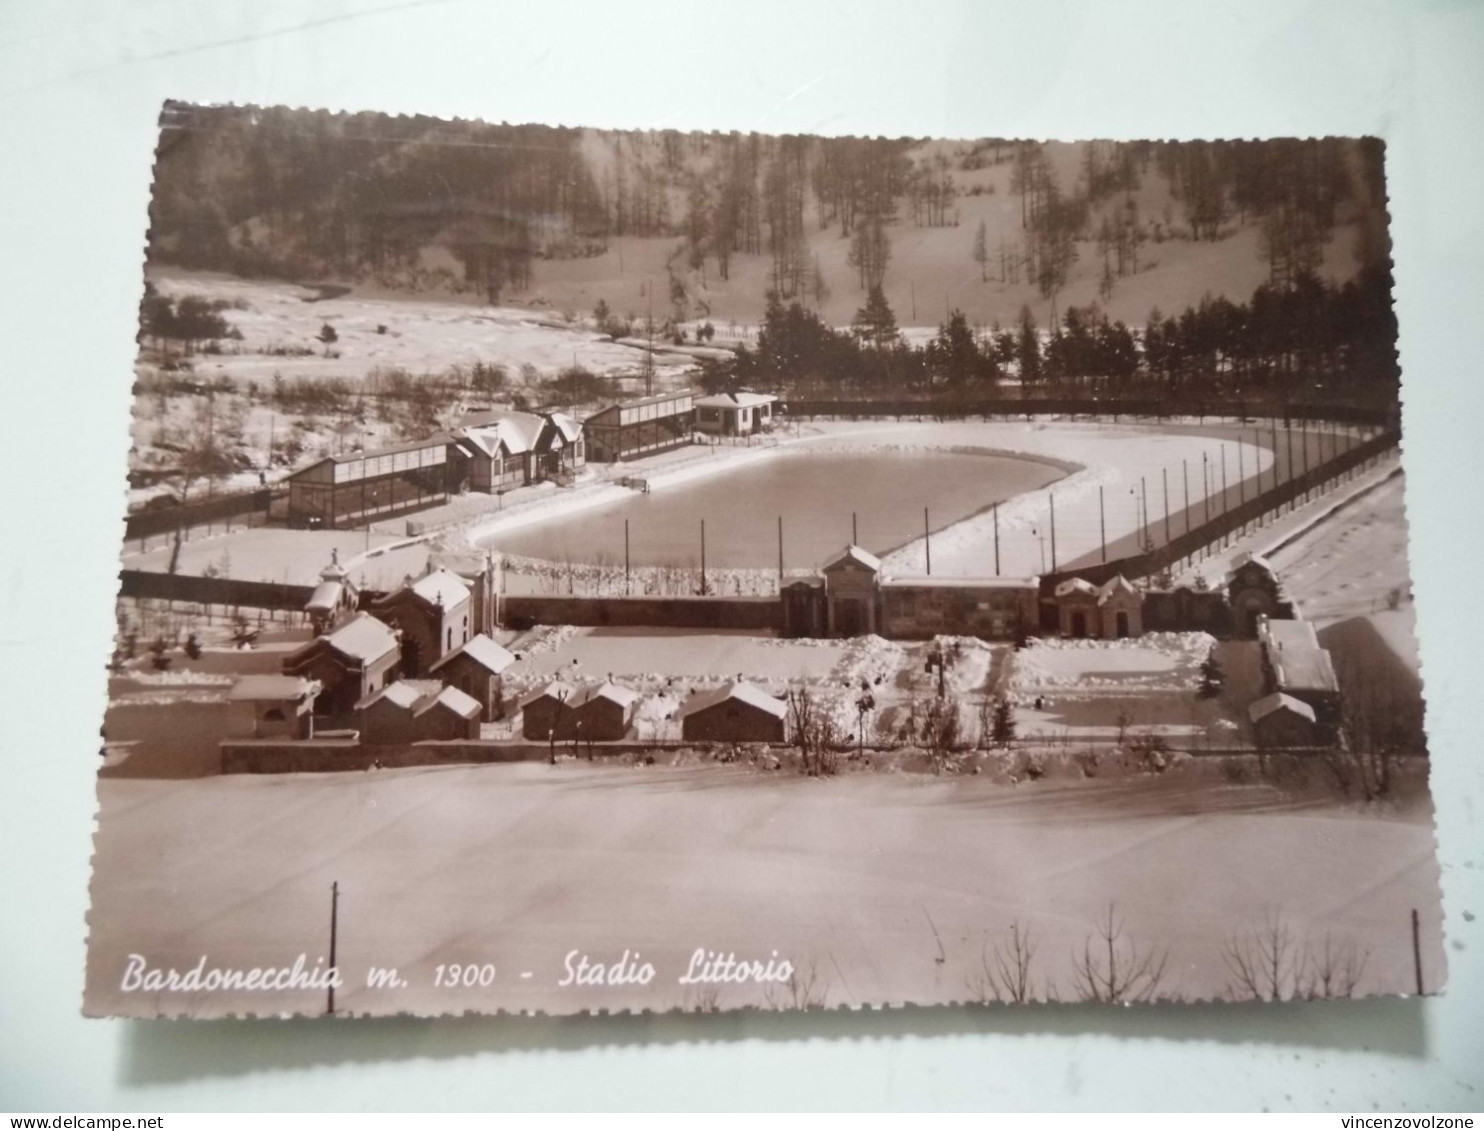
[
  {"xmin": 1249, "ymin": 692, "xmax": 1320, "ymax": 749},
  {"xmin": 679, "ymin": 682, "xmax": 788, "ymax": 743}
]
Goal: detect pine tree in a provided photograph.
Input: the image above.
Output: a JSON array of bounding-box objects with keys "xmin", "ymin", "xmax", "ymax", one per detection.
[
  {"xmin": 851, "ymin": 286, "xmax": 900, "ymax": 349},
  {"xmin": 972, "ymin": 219, "xmax": 989, "ymax": 282},
  {"xmin": 1198, "ymin": 647, "xmax": 1225, "ymax": 699},
  {"xmin": 991, "ymin": 699, "xmax": 1017, "ymax": 746}
]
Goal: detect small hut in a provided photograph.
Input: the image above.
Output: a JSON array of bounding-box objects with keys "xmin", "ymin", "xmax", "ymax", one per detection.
[{"xmin": 679, "ymin": 682, "xmax": 788, "ymax": 743}]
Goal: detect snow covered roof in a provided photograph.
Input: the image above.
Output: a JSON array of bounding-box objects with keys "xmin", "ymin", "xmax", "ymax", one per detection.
[
  {"xmin": 695, "ymin": 391, "xmax": 777, "ymax": 409},
  {"xmin": 1097, "ymin": 575, "xmax": 1139, "ymax": 604},
  {"xmin": 573, "ymin": 681, "xmax": 640, "ymax": 711},
  {"xmin": 409, "ymin": 567, "xmax": 471, "ymax": 610},
  {"xmin": 228, "ymin": 675, "xmax": 320, "ymax": 703},
  {"xmin": 306, "ymin": 580, "xmax": 345, "ymax": 613},
  {"xmin": 547, "ymin": 411, "xmax": 582, "ymax": 442},
  {"xmin": 679, "ymin": 681, "xmax": 788, "ymax": 720},
  {"xmin": 821, "ymin": 545, "xmax": 881, "ymax": 573},
  {"xmin": 458, "ymin": 409, "xmax": 546, "ymax": 456},
  {"xmin": 356, "ymin": 679, "xmax": 443, "ymax": 713},
  {"xmin": 1228, "ymin": 552, "xmax": 1275, "ymax": 579},
  {"xmin": 321, "ymin": 613, "xmax": 400, "ymax": 664},
  {"xmin": 426, "ymin": 684, "xmax": 481, "ymax": 720},
  {"xmin": 880, "ymin": 575, "xmax": 1038, "ymax": 590},
  {"xmin": 325, "ymin": 435, "xmax": 450, "ymax": 464},
  {"xmin": 1260, "ymin": 617, "xmax": 1319, "ymax": 650},
  {"xmin": 1054, "ymin": 578, "xmax": 1099, "ymax": 598},
  {"xmin": 1271, "ymin": 644, "xmax": 1339, "ymax": 695},
  {"xmin": 520, "ymin": 680, "xmax": 575, "ymax": 708},
  {"xmin": 431, "ymin": 633, "xmax": 516, "ymax": 675},
  {"xmin": 1248, "ymin": 692, "xmax": 1318, "ymax": 724}
]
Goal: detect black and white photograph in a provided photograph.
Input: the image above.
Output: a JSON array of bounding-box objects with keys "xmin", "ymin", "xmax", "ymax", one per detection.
[{"xmin": 84, "ymin": 105, "xmax": 1442, "ymax": 1020}]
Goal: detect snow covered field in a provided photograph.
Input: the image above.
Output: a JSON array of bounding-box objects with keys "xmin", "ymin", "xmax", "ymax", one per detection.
[
  {"xmin": 83, "ymin": 761, "xmax": 1443, "ymax": 1018},
  {"xmin": 149, "ymin": 271, "xmax": 708, "ymax": 385}
]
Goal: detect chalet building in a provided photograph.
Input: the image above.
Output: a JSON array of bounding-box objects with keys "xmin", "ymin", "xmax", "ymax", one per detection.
[
  {"xmin": 583, "ymin": 390, "xmax": 695, "ymax": 463},
  {"xmin": 520, "ymin": 680, "xmax": 578, "ymax": 741},
  {"xmin": 1249, "ymin": 692, "xmax": 1321, "ymax": 749},
  {"xmin": 450, "ymin": 409, "xmax": 585, "ymax": 493},
  {"xmin": 304, "ymin": 550, "xmax": 359, "ymax": 635},
  {"xmin": 1228, "ymin": 552, "xmax": 1294, "ymax": 637},
  {"xmin": 282, "ymin": 612, "xmax": 401, "ymax": 715},
  {"xmin": 285, "ymin": 436, "xmax": 454, "ymax": 529},
  {"xmin": 679, "ymin": 682, "xmax": 788, "ymax": 743},
  {"xmin": 356, "ymin": 679, "xmax": 481, "ymax": 744},
  {"xmin": 694, "ymin": 391, "xmax": 777, "ymax": 437},
  {"xmin": 1256, "ymin": 615, "xmax": 1341, "ymax": 739},
  {"xmin": 821, "ymin": 545, "xmax": 882, "ymax": 636},
  {"xmin": 429, "ymin": 633, "xmax": 516, "ymax": 722},
  {"xmin": 1052, "ymin": 575, "xmax": 1143, "ymax": 638},
  {"xmin": 371, "ymin": 566, "xmax": 473, "ymax": 676},
  {"xmin": 1053, "ymin": 578, "xmax": 1100, "ymax": 637},
  {"xmin": 1095, "ymin": 575, "xmax": 1143, "ymax": 638},
  {"xmin": 879, "ymin": 575, "xmax": 1039, "ymax": 640},
  {"xmin": 226, "ymin": 675, "xmax": 321, "ymax": 739},
  {"xmin": 569, "ymin": 681, "xmax": 640, "ymax": 742}
]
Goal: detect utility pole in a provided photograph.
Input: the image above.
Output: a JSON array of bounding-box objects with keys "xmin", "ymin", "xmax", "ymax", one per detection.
[
  {"xmin": 1237, "ymin": 439, "xmax": 1246, "ymax": 507},
  {"xmin": 1220, "ymin": 446, "xmax": 1229, "ymax": 515},
  {"xmin": 624, "ymin": 519, "xmax": 630, "ymax": 595},
  {"xmin": 852, "ymin": 511, "xmax": 858, "ymax": 545},
  {"xmin": 924, "ymin": 508, "xmax": 931, "ymax": 576},
  {"xmin": 1162, "ymin": 466, "xmax": 1170, "ymax": 544},
  {"xmin": 327, "ymin": 880, "xmax": 339, "ymax": 1016},
  {"xmin": 1182, "ymin": 459, "xmax": 1190, "ymax": 534},
  {"xmin": 1140, "ymin": 475, "xmax": 1149, "ymax": 548},
  {"xmin": 1098, "ymin": 485, "xmax": 1106, "ymax": 563},
  {"xmin": 700, "ymin": 518, "xmax": 707, "ymax": 595},
  {"xmin": 993, "ymin": 502, "xmax": 1000, "ymax": 576},
  {"xmin": 1049, "ymin": 493, "xmax": 1057, "ymax": 571},
  {"xmin": 777, "ymin": 515, "xmax": 784, "ymax": 581},
  {"xmin": 1203, "ymin": 452, "xmax": 1211, "ymax": 525}
]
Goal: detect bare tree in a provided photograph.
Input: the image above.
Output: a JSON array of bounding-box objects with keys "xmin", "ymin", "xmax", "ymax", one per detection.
[
  {"xmin": 787, "ymin": 686, "xmax": 840, "ymax": 776},
  {"xmin": 974, "ymin": 921, "xmax": 1046, "ymax": 1004},
  {"xmin": 1223, "ymin": 911, "xmax": 1300, "ymax": 1002},
  {"xmin": 763, "ymin": 955, "xmax": 828, "ymax": 1010},
  {"xmin": 1299, "ymin": 933, "xmax": 1368, "ymax": 1000},
  {"xmin": 1225, "ymin": 912, "xmax": 1368, "ymax": 1001},
  {"xmin": 1071, "ymin": 904, "xmax": 1169, "ymax": 1003},
  {"xmin": 919, "ymin": 696, "xmax": 962, "ymax": 774}
]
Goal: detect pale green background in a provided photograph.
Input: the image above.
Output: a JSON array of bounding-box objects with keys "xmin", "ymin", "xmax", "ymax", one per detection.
[{"xmin": 0, "ymin": 0, "xmax": 1480, "ymax": 1111}]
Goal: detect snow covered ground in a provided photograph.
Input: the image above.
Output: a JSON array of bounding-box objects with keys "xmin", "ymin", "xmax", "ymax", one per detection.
[
  {"xmin": 149, "ymin": 270, "xmax": 703, "ymax": 384},
  {"xmin": 83, "ymin": 760, "xmax": 1443, "ymax": 1017},
  {"xmin": 1005, "ymin": 633, "xmax": 1247, "ymax": 745}
]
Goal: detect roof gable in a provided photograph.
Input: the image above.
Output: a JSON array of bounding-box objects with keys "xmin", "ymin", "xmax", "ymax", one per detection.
[
  {"xmin": 821, "ymin": 545, "xmax": 881, "ymax": 574},
  {"xmin": 430, "ymin": 633, "xmax": 516, "ymax": 675}
]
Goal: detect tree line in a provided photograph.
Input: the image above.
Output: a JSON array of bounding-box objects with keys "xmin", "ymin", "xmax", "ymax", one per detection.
[{"xmin": 727, "ymin": 264, "xmax": 1397, "ymax": 405}]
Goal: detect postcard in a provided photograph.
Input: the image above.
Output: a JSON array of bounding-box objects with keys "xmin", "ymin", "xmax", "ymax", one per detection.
[{"xmin": 86, "ymin": 106, "xmax": 1439, "ymax": 1017}]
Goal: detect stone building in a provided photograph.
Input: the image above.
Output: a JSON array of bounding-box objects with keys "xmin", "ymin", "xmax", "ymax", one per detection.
[
  {"xmin": 820, "ymin": 545, "xmax": 882, "ymax": 637},
  {"xmin": 371, "ymin": 566, "xmax": 473, "ymax": 676},
  {"xmin": 226, "ymin": 675, "xmax": 321, "ymax": 739},
  {"xmin": 878, "ymin": 576, "xmax": 1039, "ymax": 640},
  {"xmin": 1228, "ymin": 552, "xmax": 1294, "ymax": 637},
  {"xmin": 282, "ymin": 612, "xmax": 402, "ymax": 716},
  {"xmin": 304, "ymin": 550, "xmax": 360, "ymax": 636}
]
